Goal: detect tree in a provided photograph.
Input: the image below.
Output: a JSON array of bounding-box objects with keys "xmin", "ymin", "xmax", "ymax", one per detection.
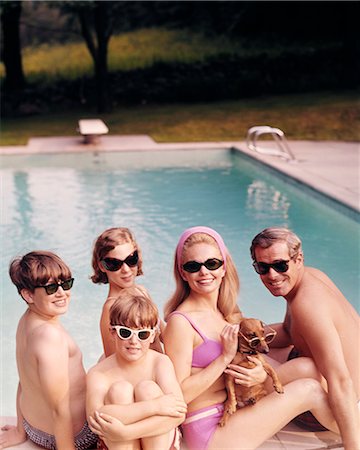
[
  {"xmin": 1, "ymin": 1, "xmax": 25, "ymax": 91},
  {"xmin": 57, "ymin": 1, "xmax": 126, "ymax": 113}
]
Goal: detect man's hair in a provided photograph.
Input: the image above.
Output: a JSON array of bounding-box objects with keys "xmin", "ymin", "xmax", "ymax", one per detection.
[
  {"xmin": 91, "ymin": 227, "xmax": 143, "ymax": 284},
  {"xmin": 250, "ymin": 227, "xmax": 302, "ymax": 261},
  {"xmin": 9, "ymin": 251, "xmax": 72, "ymax": 294},
  {"xmin": 109, "ymin": 287, "xmax": 158, "ymax": 329}
]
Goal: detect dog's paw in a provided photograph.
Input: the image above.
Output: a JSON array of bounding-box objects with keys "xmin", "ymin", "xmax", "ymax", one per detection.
[
  {"xmin": 274, "ymin": 384, "xmax": 284, "ymax": 394},
  {"xmin": 219, "ymin": 417, "xmax": 227, "ymax": 427},
  {"xmin": 245, "ymin": 397, "xmax": 257, "ymax": 405}
]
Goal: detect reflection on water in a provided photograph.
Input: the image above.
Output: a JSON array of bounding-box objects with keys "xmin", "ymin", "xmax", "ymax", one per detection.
[
  {"xmin": 247, "ymin": 180, "xmax": 290, "ymax": 220},
  {"xmin": 1, "ymin": 149, "xmax": 359, "ymax": 415}
]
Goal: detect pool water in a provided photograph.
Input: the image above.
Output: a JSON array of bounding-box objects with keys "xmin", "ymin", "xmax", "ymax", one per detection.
[{"xmin": 1, "ymin": 149, "xmax": 359, "ymax": 416}]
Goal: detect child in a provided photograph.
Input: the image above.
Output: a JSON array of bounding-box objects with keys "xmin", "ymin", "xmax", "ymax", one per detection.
[
  {"xmin": 91, "ymin": 227, "xmax": 162, "ymax": 356},
  {"xmin": 0, "ymin": 251, "xmax": 97, "ymax": 450},
  {"xmin": 86, "ymin": 287, "xmax": 186, "ymax": 450}
]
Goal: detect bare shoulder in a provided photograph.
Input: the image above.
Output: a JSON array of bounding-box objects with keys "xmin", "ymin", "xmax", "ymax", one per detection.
[{"xmin": 87, "ymin": 354, "xmax": 117, "ymax": 378}]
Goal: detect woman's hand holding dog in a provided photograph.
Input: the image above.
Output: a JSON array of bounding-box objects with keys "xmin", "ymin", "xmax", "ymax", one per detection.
[
  {"xmin": 225, "ymin": 356, "xmax": 268, "ymax": 387},
  {"xmin": 220, "ymin": 324, "xmax": 239, "ymax": 365}
]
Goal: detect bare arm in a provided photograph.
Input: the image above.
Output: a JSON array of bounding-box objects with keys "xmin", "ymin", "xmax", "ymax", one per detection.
[
  {"xmin": 294, "ymin": 296, "xmax": 359, "ymax": 450},
  {"xmin": 163, "ymin": 315, "xmax": 238, "ymax": 404},
  {"xmin": 0, "ymin": 383, "xmax": 27, "ymax": 448},
  {"xmin": 100, "ymin": 300, "xmax": 116, "ymax": 357},
  {"xmin": 35, "ymin": 327, "xmax": 76, "ymax": 450}
]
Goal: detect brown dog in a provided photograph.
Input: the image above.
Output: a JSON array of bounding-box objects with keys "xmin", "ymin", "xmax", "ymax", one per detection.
[{"xmin": 220, "ymin": 318, "xmax": 284, "ymax": 426}]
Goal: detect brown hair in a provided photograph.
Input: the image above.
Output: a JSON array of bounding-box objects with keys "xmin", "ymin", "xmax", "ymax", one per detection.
[
  {"xmin": 250, "ymin": 227, "xmax": 302, "ymax": 261},
  {"xmin": 164, "ymin": 232, "xmax": 241, "ymax": 322},
  {"xmin": 91, "ymin": 227, "xmax": 143, "ymax": 284},
  {"xmin": 9, "ymin": 251, "xmax": 72, "ymax": 294},
  {"xmin": 109, "ymin": 286, "xmax": 158, "ymax": 329}
]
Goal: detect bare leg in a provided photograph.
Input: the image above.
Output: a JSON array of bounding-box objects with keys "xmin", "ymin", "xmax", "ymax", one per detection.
[
  {"xmin": 209, "ymin": 379, "xmax": 339, "ymax": 450},
  {"xmin": 104, "ymin": 381, "xmax": 141, "ymax": 450},
  {"xmin": 135, "ymin": 380, "xmax": 175, "ymax": 450}
]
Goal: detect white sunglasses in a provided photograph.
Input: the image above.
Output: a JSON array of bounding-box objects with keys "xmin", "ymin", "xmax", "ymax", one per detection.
[{"xmin": 111, "ymin": 325, "xmax": 154, "ymax": 341}]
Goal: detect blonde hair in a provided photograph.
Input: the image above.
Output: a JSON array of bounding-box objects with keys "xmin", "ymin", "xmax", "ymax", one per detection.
[
  {"xmin": 110, "ymin": 287, "xmax": 158, "ymax": 329},
  {"xmin": 9, "ymin": 251, "xmax": 72, "ymax": 294},
  {"xmin": 91, "ymin": 227, "xmax": 143, "ymax": 284},
  {"xmin": 164, "ymin": 232, "xmax": 241, "ymax": 322},
  {"xmin": 250, "ymin": 227, "xmax": 302, "ymax": 261}
]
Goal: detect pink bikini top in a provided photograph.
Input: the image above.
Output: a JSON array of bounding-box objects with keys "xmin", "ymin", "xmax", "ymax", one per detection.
[{"xmin": 168, "ymin": 311, "xmax": 223, "ymax": 368}]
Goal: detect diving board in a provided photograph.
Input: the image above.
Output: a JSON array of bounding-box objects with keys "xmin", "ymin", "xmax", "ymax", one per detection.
[{"xmin": 78, "ymin": 119, "xmax": 109, "ymax": 144}]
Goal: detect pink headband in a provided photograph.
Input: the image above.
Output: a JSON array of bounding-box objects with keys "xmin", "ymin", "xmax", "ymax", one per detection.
[{"xmin": 176, "ymin": 226, "xmax": 227, "ymax": 275}]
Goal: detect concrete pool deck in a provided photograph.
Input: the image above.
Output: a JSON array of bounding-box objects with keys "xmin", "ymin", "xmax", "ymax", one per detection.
[
  {"xmin": 0, "ymin": 135, "xmax": 359, "ymax": 215},
  {"xmin": 0, "ymin": 136, "xmax": 357, "ymax": 449}
]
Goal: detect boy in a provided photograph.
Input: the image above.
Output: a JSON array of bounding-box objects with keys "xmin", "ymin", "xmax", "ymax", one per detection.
[
  {"xmin": 0, "ymin": 251, "xmax": 97, "ymax": 450},
  {"xmin": 86, "ymin": 287, "xmax": 186, "ymax": 450}
]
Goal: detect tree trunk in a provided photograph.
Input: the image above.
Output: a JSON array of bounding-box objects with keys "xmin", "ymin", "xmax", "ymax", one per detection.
[{"xmin": 1, "ymin": 1, "xmax": 25, "ymax": 91}]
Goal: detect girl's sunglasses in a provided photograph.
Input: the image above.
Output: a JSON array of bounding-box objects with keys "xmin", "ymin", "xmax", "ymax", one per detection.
[
  {"xmin": 252, "ymin": 259, "xmax": 290, "ymax": 275},
  {"xmin": 240, "ymin": 328, "xmax": 277, "ymax": 349},
  {"xmin": 35, "ymin": 278, "xmax": 74, "ymax": 295},
  {"xmin": 182, "ymin": 258, "xmax": 224, "ymax": 273},
  {"xmin": 101, "ymin": 250, "xmax": 139, "ymax": 272},
  {"xmin": 111, "ymin": 325, "xmax": 154, "ymax": 341}
]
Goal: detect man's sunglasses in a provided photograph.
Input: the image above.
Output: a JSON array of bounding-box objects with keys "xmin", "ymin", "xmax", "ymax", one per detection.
[
  {"xmin": 240, "ymin": 327, "xmax": 277, "ymax": 349},
  {"xmin": 101, "ymin": 250, "xmax": 139, "ymax": 272},
  {"xmin": 35, "ymin": 278, "xmax": 74, "ymax": 295},
  {"xmin": 111, "ymin": 325, "xmax": 154, "ymax": 341},
  {"xmin": 182, "ymin": 258, "xmax": 224, "ymax": 273},
  {"xmin": 252, "ymin": 259, "xmax": 290, "ymax": 275}
]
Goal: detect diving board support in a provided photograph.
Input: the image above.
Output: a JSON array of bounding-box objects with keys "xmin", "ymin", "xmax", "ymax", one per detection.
[
  {"xmin": 78, "ymin": 119, "xmax": 109, "ymax": 144},
  {"xmin": 246, "ymin": 126, "xmax": 297, "ymax": 162}
]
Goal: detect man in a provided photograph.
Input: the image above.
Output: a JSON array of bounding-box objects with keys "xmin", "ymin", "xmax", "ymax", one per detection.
[
  {"xmin": 250, "ymin": 227, "xmax": 360, "ymax": 450},
  {"xmin": 0, "ymin": 251, "xmax": 97, "ymax": 450}
]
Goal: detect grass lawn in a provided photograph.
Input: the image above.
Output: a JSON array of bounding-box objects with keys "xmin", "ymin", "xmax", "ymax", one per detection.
[{"xmin": 1, "ymin": 90, "xmax": 359, "ymax": 146}]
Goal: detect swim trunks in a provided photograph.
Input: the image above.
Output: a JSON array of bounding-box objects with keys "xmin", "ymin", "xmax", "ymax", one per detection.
[
  {"xmin": 287, "ymin": 348, "xmax": 328, "ymax": 431},
  {"xmin": 167, "ymin": 312, "xmax": 222, "ymax": 368},
  {"xmin": 23, "ymin": 419, "xmax": 98, "ymax": 449},
  {"xmin": 181, "ymin": 403, "xmax": 224, "ymax": 450}
]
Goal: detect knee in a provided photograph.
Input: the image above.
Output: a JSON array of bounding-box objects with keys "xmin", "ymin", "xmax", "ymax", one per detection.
[
  {"xmin": 296, "ymin": 357, "xmax": 321, "ymax": 381},
  {"xmin": 105, "ymin": 381, "xmax": 134, "ymax": 404},
  {"xmin": 135, "ymin": 380, "xmax": 163, "ymax": 401}
]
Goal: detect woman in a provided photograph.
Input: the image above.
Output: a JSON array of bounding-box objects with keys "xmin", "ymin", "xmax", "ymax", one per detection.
[
  {"xmin": 91, "ymin": 227, "xmax": 162, "ymax": 357},
  {"xmin": 163, "ymin": 226, "xmax": 339, "ymax": 450}
]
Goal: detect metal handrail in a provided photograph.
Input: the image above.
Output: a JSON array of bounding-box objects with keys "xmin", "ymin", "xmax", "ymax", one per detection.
[{"xmin": 246, "ymin": 126, "xmax": 297, "ymax": 162}]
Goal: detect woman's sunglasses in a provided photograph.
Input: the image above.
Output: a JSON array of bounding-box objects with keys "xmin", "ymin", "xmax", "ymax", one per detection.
[
  {"xmin": 35, "ymin": 278, "xmax": 74, "ymax": 295},
  {"xmin": 240, "ymin": 327, "xmax": 277, "ymax": 349},
  {"xmin": 101, "ymin": 250, "xmax": 139, "ymax": 272},
  {"xmin": 252, "ymin": 259, "xmax": 290, "ymax": 275},
  {"xmin": 182, "ymin": 258, "xmax": 224, "ymax": 273},
  {"xmin": 111, "ymin": 325, "xmax": 154, "ymax": 341}
]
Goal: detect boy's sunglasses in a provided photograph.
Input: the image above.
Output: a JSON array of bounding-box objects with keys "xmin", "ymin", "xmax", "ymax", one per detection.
[
  {"xmin": 35, "ymin": 278, "xmax": 74, "ymax": 295},
  {"xmin": 252, "ymin": 259, "xmax": 290, "ymax": 275},
  {"xmin": 240, "ymin": 327, "xmax": 277, "ymax": 349},
  {"xmin": 101, "ymin": 250, "xmax": 139, "ymax": 272},
  {"xmin": 182, "ymin": 258, "xmax": 224, "ymax": 273},
  {"xmin": 111, "ymin": 325, "xmax": 154, "ymax": 341}
]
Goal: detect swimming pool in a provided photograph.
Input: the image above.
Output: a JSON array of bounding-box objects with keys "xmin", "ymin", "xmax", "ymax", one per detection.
[{"xmin": 1, "ymin": 148, "xmax": 359, "ymax": 416}]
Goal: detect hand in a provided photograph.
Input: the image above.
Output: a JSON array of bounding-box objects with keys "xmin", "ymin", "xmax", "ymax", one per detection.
[
  {"xmin": 220, "ymin": 324, "xmax": 239, "ymax": 365},
  {"xmin": 155, "ymin": 393, "xmax": 187, "ymax": 417},
  {"xmin": 0, "ymin": 424, "xmax": 27, "ymax": 449},
  {"xmin": 88, "ymin": 411, "xmax": 128, "ymax": 442},
  {"xmin": 225, "ymin": 356, "xmax": 267, "ymax": 387}
]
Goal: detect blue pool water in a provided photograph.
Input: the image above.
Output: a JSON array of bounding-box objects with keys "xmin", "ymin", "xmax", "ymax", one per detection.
[{"xmin": 1, "ymin": 149, "xmax": 359, "ymax": 416}]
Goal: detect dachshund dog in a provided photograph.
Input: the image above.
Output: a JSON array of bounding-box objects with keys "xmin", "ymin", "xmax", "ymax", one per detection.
[{"xmin": 220, "ymin": 318, "xmax": 284, "ymax": 427}]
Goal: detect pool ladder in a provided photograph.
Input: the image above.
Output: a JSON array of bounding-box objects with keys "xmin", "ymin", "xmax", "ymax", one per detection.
[{"xmin": 246, "ymin": 126, "xmax": 297, "ymax": 162}]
